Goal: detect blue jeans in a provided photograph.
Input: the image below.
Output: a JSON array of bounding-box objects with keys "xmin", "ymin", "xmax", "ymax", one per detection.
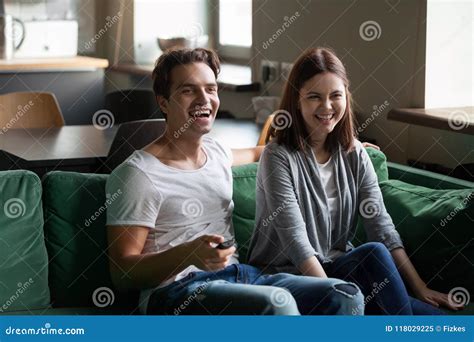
[
  {"xmin": 147, "ymin": 264, "xmax": 364, "ymax": 315},
  {"xmin": 322, "ymin": 242, "xmax": 444, "ymax": 315}
]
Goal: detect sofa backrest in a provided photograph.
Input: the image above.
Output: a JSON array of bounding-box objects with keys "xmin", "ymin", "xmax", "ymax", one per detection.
[
  {"xmin": 0, "ymin": 170, "xmax": 50, "ymax": 313},
  {"xmin": 42, "ymin": 171, "xmax": 137, "ymax": 311}
]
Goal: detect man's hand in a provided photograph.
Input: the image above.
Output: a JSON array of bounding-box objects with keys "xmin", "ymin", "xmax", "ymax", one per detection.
[{"xmin": 185, "ymin": 235, "xmax": 236, "ymax": 271}]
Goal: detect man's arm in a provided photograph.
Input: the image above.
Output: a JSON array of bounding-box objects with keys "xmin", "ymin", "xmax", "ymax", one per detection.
[
  {"xmin": 107, "ymin": 226, "xmax": 235, "ymax": 291},
  {"xmin": 231, "ymin": 146, "xmax": 264, "ymax": 166}
]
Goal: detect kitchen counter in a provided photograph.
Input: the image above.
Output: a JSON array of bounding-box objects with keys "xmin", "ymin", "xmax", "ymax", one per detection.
[
  {"xmin": 0, "ymin": 56, "xmax": 109, "ymax": 72},
  {"xmin": 0, "ymin": 56, "xmax": 109, "ymax": 125}
]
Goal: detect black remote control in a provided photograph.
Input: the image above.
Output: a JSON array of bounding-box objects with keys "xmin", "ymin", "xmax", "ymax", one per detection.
[{"xmin": 216, "ymin": 239, "xmax": 235, "ymax": 249}]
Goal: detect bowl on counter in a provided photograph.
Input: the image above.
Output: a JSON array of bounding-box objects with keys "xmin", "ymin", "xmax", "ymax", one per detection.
[{"xmin": 157, "ymin": 35, "xmax": 209, "ymax": 52}]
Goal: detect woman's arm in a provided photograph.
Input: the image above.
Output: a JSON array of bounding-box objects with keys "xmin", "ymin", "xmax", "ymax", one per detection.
[
  {"xmin": 257, "ymin": 146, "xmax": 320, "ymax": 271},
  {"xmin": 391, "ymin": 248, "xmax": 464, "ymax": 311},
  {"xmin": 300, "ymin": 256, "xmax": 328, "ymax": 278}
]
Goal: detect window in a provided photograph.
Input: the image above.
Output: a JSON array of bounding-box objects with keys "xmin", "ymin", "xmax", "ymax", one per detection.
[
  {"xmin": 217, "ymin": 0, "xmax": 252, "ymax": 60},
  {"xmin": 133, "ymin": 0, "xmax": 208, "ymax": 64}
]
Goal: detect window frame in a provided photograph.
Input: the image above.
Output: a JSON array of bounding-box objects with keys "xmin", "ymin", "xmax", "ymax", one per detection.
[{"xmin": 211, "ymin": 0, "xmax": 253, "ymax": 63}]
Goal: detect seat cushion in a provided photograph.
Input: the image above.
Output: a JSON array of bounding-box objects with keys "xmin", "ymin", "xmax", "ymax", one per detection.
[
  {"xmin": 356, "ymin": 179, "xmax": 473, "ymax": 295},
  {"xmin": 0, "ymin": 170, "xmax": 50, "ymax": 312},
  {"xmin": 42, "ymin": 171, "xmax": 137, "ymax": 310}
]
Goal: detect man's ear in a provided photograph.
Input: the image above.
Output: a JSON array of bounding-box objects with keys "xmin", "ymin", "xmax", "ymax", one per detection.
[{"xmin": 157, "ymin": 95, "xmax": 169, "ymax": 115}]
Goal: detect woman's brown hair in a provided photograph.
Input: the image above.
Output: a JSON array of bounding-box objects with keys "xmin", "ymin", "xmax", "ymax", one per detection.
[{"xmin": 268, "ymin": 47, "xmax": 355, "ymax": 153}]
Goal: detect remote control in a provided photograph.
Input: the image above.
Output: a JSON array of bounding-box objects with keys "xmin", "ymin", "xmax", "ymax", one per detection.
[{"xmin": 216, "ymin": 239, "xmax": 235, "ymax": 249}]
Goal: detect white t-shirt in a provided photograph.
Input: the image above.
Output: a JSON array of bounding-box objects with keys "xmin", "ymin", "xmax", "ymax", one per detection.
[
  {"xmin": 316, "ymin": 156, "xmax": 343, "ymax": 260},
  {"xmin": 106, "ymin": 135, "xmax": 238, "ymax": 313}
]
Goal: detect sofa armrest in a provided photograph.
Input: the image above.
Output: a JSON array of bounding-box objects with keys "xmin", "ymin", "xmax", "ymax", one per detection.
[{"xmin": 387, "ymin": 162, "xmax": 474, "ymax": 190}]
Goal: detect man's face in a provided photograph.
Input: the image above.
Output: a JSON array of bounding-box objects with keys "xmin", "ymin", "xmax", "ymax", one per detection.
[{"xmin": 159, "ymin": 62, "xmax": 219, "ymax": 138}]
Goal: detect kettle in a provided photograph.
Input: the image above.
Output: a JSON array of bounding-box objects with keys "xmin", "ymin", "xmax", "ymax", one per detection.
[{"xmin": 0, "ymin": 14, "xmax": 25, "ymax": 60}]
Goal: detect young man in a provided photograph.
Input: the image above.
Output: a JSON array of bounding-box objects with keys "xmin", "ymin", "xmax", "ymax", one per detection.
[{"xmin": 105, "ymin": 48, "xmax": 364, "ymax": 315}]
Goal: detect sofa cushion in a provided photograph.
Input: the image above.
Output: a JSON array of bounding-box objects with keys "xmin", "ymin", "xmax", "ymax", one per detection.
[
  {"xmin": 355, "ymin": 179, "xmax": 473, "ymax": 294},
  {"xmin": 42, "ymin": 171, "xmax": 136, "ymax": 310},
  {"xmin": 365, "ymin": 147, "xmax": 389, "ymax": 182},
  {"xmin": 0, "ymin": 170, "xmax": 50, "ymax": 313},
  {"xmin": 232, "ymin": 163, "xmax": 258, "ymax": 263}
]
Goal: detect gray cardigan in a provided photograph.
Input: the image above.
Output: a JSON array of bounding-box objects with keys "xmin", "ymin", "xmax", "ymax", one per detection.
[{"xmin": 247, "ymin": 140, "xmax": 403, "ymax": 274}]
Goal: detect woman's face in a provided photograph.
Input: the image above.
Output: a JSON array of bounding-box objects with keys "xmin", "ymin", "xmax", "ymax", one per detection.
[{"xmin": 298, "ymin": 72, "xmax": 347, "ymax": 142}]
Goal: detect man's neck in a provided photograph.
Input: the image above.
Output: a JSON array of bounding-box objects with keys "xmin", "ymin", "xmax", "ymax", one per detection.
[{"xmin": 147, "ymin": 130, "xmax": 207, "ymax": 169}]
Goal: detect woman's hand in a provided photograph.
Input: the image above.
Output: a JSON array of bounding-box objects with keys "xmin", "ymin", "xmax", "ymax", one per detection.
[
  {"xmin": 414, "ymin": 285, "xmax": 465, "ymax": 311},
  {"xmin": 361, "ymin": 141, "xmax": 380, "ymax": 150}
]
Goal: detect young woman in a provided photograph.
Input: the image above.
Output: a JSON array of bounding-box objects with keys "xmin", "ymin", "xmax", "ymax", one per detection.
[{"xmin": 248, "ymin": 47, "xmax": 462, "ymax": 315}]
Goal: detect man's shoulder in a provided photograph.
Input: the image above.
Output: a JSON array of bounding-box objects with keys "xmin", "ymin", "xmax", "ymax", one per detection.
[{"xmin": 109, "ymin": 151, "xmax": 154, "ymax": 182}]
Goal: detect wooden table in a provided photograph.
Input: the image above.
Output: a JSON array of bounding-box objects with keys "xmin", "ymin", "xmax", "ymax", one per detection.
[{"xmin": 0, "ymin": 119, "xmax": 261, "ymax": 176}]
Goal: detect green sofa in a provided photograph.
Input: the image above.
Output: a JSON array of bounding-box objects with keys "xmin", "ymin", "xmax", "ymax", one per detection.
[{"xmin": 0, "ymin": 148, "xmax": 472, "ymax": 315}]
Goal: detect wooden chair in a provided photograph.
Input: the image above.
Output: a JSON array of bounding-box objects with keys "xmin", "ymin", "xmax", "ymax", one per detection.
[
  {"xmin": 0, "ymin": 92, "xmax": 65, "ymax": 129},
  {"xmin": 257, "ymin": 114, "xmax": 274, "ymax": 146}
]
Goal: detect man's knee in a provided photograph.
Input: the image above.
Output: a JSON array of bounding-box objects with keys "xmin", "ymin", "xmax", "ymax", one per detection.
[
  {"xmin": 256, "ymin": 287, "xmax": 300, "ymax": 315},
  {"xmin": 329, "ymin": 282, "xmax": 365, "ymax": 315}
]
